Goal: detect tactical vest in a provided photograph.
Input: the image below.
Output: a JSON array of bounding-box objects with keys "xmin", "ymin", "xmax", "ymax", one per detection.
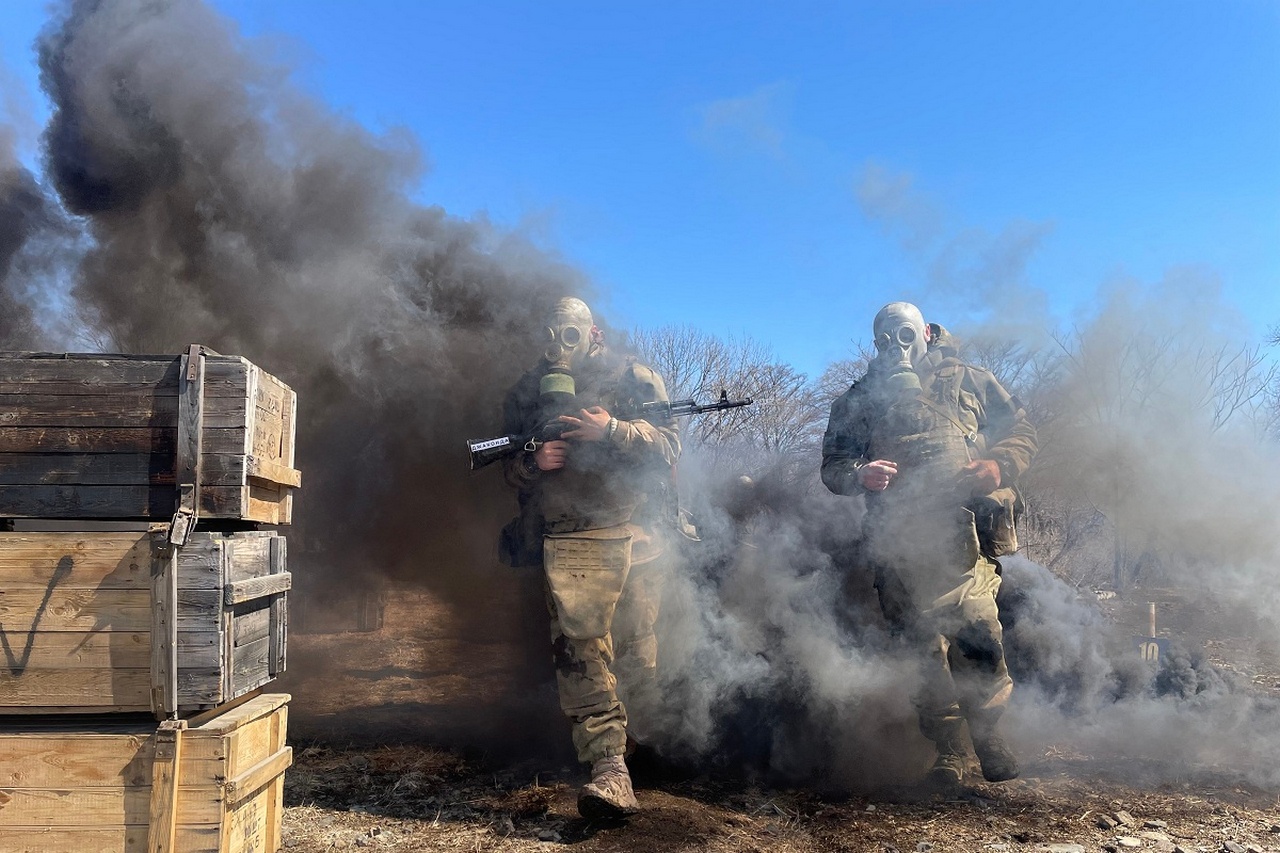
[{"xmin": 866, "ymin": 358, "xmax": 975, "ymax": 510}]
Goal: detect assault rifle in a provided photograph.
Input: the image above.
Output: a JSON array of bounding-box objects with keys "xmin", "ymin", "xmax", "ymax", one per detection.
[{"xmin": 467, "ymin": 390, "xmax": 753, "ymax": 471}]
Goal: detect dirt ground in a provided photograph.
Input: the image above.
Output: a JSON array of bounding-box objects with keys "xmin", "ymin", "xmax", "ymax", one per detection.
[{"xmin": 275, "ymin": 587, "xmax": 1280, "ymax": 853}]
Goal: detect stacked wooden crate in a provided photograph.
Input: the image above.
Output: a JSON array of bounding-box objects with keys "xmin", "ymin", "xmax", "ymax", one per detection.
[{"xmin": 0, "ymin": 348, "xmax": 299, "ymax": 853}]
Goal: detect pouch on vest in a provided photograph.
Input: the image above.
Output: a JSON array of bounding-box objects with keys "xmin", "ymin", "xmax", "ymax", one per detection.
[
  {"xmin": 544, "ymin": 526, "xmax": 633, "ymax": 639},
  {"xmin": 968, "ymin": 486, "xmax": 1020, "ymax": 558},
  {"xmin": 499, "ymin": 514, "xmax": 544, "ymax": 568}
]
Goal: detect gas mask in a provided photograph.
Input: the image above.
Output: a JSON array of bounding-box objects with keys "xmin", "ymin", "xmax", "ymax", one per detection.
[
  {"xmin": 540, "ymin": 297, "xmax": 596, "ymax": 407},
  {"xmin": 872, "ymin": 302, "xmax": 928, "ymax": 395},
  {"xmin": 867, "ymin": 302, "xmax": 969, "ymax": 495}
]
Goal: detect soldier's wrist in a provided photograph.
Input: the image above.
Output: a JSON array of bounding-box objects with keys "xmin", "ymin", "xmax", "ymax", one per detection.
[{"xmin": 605, "ymin": 417, "xmax": 619, "ymax": 441}]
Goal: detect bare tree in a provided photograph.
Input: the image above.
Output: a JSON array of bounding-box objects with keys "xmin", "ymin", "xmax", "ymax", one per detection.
[
  {"xmin": 630, "ymin": 325, "xmax": 826, "ymax": 482},
  {"xmin": 1020, "ymin": 319, "xmax": 1280, "ymax": 589}
]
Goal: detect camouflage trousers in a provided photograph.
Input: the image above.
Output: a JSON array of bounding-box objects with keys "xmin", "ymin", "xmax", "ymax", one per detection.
[
  {"xmin": 546, "ymin": 556, "xmax": 666, "ymax": 764},
  {"xmin": 872, "ymin": 529, "xmax": 1013, "ymax": 746}
]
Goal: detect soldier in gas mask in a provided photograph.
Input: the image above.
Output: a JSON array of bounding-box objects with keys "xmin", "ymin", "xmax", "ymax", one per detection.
[
  {"xmin": 500, "ymin": 297, "xmax": 679, "ymax": 818},
  {"xmin": 822, "ymin": 302, "xmax": 1037, "ymax": 786}
]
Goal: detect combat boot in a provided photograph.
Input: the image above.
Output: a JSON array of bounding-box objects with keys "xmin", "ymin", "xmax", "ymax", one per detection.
[
  {"xmin": 969, "ymin": 721, "xmax": 1018, "ymax": 782},
  {"xmin": 926, "ymin": 739, "xmax": 967, "ymax": 788},
  {"xmin": 578, "ymin": 755, "xmax": 639, "ymax": 819}
]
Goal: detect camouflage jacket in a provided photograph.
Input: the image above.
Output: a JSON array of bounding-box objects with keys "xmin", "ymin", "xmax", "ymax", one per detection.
[
  {"xmin": 501, "ymin": 348, "xmax": 680, "ymax": 536},
  {"xmin": 821, "ymin": 326, "xmax": 1037, "ymax": 500}
]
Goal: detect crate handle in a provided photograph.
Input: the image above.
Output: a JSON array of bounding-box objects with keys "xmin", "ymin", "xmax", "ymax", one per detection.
[
  {"xmin": 224, "ymin": 745, "xmax": 294, "ymax": 805},
  {"xmin": 224, "ymin": 572, "xmax": 293, "ymax": 606}
]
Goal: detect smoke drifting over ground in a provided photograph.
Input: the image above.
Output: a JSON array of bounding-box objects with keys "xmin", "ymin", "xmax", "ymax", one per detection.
[
  {"xmin": 637, "ymin": 231, "xmax": 1280, "ymax": 789},
  {"xmin": 5, "ymin": 0, "xmax": 1279, "ymax": 792}
]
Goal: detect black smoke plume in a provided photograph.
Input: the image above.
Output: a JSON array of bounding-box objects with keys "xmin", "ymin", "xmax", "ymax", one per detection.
[
  {"xmin": 15, "ymin": 0, "xmax": 593, "ymax": 750},
  {"xmin": 8, "ymin": 0, "xmax": 1280, "ymax": 789}
]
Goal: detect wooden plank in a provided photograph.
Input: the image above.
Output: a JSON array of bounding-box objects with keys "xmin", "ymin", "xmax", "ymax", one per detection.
[
  {"xmin": 226, "ymin": 783, "xmax": 275, "ymax": 853},
  {"xmin": 0, "ymin": 581, "xmax": 224, "ymax": 627},
  {"xmin": 0, "ymin": 705, "xmax": 152, "ymax": 715},
  {"xmin": 0, "ymin": 668, "xmax": 152, "ymax": 707},
  {"xmin": 0, "ymin": 631, "xmax": 148, "ymax": 669},
  {"xmin": 232, "ymin": 607, "xmax": 270, "ymax": 647},
  {"xmin": 224, "ymin": 745, "xmax": 291, "ymax": 804},
  {"xmin": 0, "ymin": 356, "xmax": 177, "ymax": 385},
  {"xmin": 0, "ymin": 667, "xmax": 221, "ymax": 708},
  {"xmin": 230, "ymin": 663, "xmax": 272, "ymax": 701},
  {"xmin": 279, "ymin": 385, "xmax": 297, "ymax": 530},
  {"xmin": 0, "ymin": 733, "xmax": 156, "ymax": 787},
  {"xmin": 251, "ymin": 369, "xmax": 289, "ymax": 420},
  {"xmin": 0, "ymin": 784, "xmax": 229, "ymax": 827},
  {"xmin": 0, "ymin": 588, "xmax": 151, "ymax": 630},
  {"xmin": 223, "ymin": 536, "xmax": 271, "ymax": 583},
  {"xmin": 0, "ymin": 453, "xmax": 250, "ymax": 487},
  {"xmin": 0, "ymin": 352, "xmax": 251, "ymax": 386},
  {"xmin": 0, "ymin": 532, "xmax": 151, "ymax": 588},
  {"xmin": 147, "ymin": 719, "xmax": 186, "ymax": 853},
  {"xmin": 245, "ymin": 455, "xmax": 301, "ymax": 489},
  {"xmin": 169, "ymin": 346, "xmax": 206, "ymax": 548},
  {"xmin": 0, "ymin": 484, "xmax": 258, "ymax": 520},
  {"xmin": 0, "ymin": 427, "xmax": 247, "ymax": 455},
  {"xmin": 248, "ymin": 419, "xmax": 283, "ymax": 464},
  {"xmin": 223, "ymin": 572, "xmax": 291, "ymax": 606},
  {"xmin": 189, "ymin": 693, "xmax": 290, "ymax": 737},
  {"xmin": 245, "ymin": 482, "xmax": 287, "ymax": 525},
  {"xmin": 173, "ymin": 538, "xmax": 223, "ymax": 590},
  {"xmin": 0, "ymin": 485, "xmax": 174, "ymax": 518},
  {"xmin": 0, "ymin": 373, "xmax": 248, "ymax": 397},
  {"xmin": 0, "ymin": 825, "xmax": 220, "ymax": 853},
  {"xmin": 0, "ymin": 630, "xmax": 219, "ymax": 671},
  {"xmin": 204, "ymin": 703, "xmax": 278, "ymax": 778},
  {"xmin": 269, "ymin": 536, "xmax": 287, "ymax": 678},
  {"xmin": 151, "ymin": 546, "xmax": 178, "ymax": 717},
  {"xmin": 230, "ymin": 638, "xmax": 271, "ymax": 698},
  {"xmin": 0, "ymin": 394, "xmax": 249, "ymax": 430}
]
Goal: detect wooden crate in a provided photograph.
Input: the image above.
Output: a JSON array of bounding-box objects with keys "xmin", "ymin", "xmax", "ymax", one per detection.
[
  {"xmin": 0, "ymin": 351, "xmax": 299, "ymax": 524},
  {"xmin": 0, "ymin": 529, "xmax": 289, "ymax": 715},
  {"xmin": 0, "ymin": 692, "xmax": 292, "ymax": 853}
]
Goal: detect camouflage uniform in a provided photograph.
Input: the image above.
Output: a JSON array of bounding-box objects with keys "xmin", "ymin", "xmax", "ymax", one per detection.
[
  {"xmin": 502, "ymin": 347, "xmax": 679, "ymax": 765},
  {"xmin": 822, "ymin": 325, "xmax": 1037, "ymax": 778}
]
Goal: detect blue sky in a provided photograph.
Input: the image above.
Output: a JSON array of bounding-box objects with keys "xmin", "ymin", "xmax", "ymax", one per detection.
[{"xmin": 2, "ymin": 1, "xmax": 1277, "ymax": 377}]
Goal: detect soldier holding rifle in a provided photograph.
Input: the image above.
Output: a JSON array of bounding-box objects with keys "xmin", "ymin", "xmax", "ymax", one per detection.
[{"xmin": 493, "ymin": 297, "xmax": 681, "ymax": 819}]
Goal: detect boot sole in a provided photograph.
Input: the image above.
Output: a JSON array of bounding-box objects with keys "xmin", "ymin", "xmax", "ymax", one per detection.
[
  {"xmin": 926, "ymin": 766, "xmax": 963, "ymax": 788},
  {"xmin": 577, "ymin": 793, "xmax": 638, "ymax": 821}
]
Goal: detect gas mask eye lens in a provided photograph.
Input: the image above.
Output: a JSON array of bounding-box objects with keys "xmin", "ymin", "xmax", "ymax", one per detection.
[
  {"xmin": 896, "ymin": 326, "xmax": 916, "ymax": 346},
  {"xmin": 875, "ymin": 333, "xmax": 892, "ymax": 351},
  {"xmin": 560, "ymin": 326, "xmax": 582, "ymax": 347},
  {"xmin": 544, "ymin": 326, "xmax": 557, "ymax": 341}
]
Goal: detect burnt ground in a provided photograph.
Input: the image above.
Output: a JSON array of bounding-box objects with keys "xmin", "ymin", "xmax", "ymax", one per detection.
[{"xmin": 275, "ymin": 586, "xmax": 1280, "ymax": 853}]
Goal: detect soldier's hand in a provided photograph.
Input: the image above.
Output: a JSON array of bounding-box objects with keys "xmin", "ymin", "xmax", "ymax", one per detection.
[
  {"xmin": 857, "ymin": 460, "xmax": 899, "ymax": 492},
  {"xmin": 558, "ymin": 406, "xmax": 611, "ymax": 442},
  {"xmin": 534, "ymin": 440, "xmax": 569, "ymax": 471},
  {"xmin": 960, "ymin": 459, "xmax": 1001, "ymax": 495}
]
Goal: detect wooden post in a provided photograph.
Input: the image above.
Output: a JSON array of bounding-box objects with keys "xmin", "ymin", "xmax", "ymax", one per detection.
[
  {"xmin": 269, "ymin": 536, "xmax": 288, "ymax": 677},
  {"xmin": 170, "ymin": 344, "xmax": 206, "ymax": 547},
  {"xmin": 150, "ymin": 539, "xmax": 180, "ymax": 719},
  {"xmin": 147, "ymin": 718, "xmax": 188, "ymax": 853}
]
